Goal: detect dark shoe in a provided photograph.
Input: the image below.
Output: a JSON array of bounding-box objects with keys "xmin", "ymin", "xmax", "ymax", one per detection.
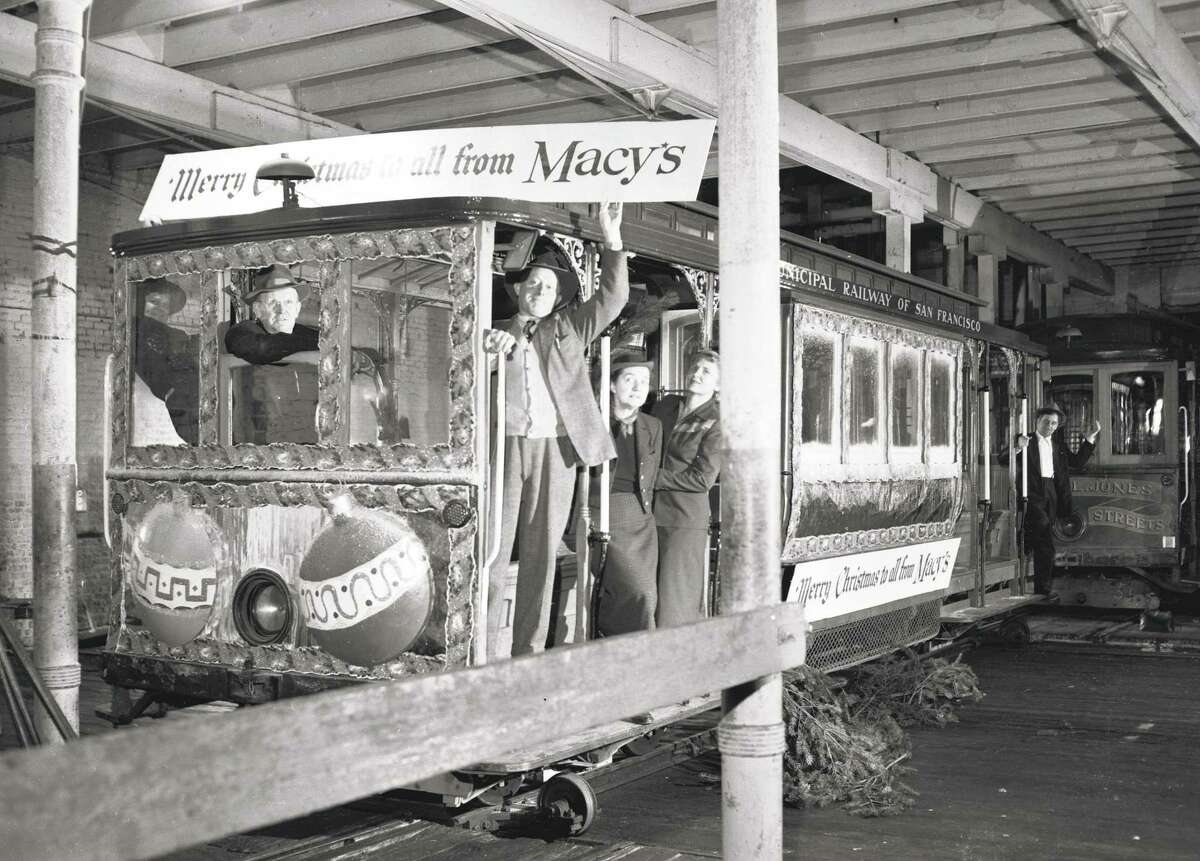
[{"xmin": 627, "ymin": 712, "xmax": 655, "ymax": 725}]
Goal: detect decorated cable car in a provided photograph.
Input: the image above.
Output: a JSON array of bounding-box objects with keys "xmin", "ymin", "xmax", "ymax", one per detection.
[
  {"xmin": 99, "ymin": 122, "xmax": 1056, "ymax": 818},
  {"xmin": 1021, "ymin": 312, "xmax": 1199, "ymax": 608}
]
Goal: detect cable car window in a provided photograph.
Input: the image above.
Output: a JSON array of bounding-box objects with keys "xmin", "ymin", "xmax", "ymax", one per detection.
[
  {"xmin": 929, "ymin": 353, "xmax": 954, "ymax": 452},
  {"xmin": 845, "ymin": 337, "xmax": 883, "ymax": 458},
  {"xmin": 800, "ymin": 330, "xmax": 838, "ymax": 459},
  {"xmin": 1110, "ymin": 370, "xmax": 1165, "ymax": 456},
  {"xmin": 225, "ymin": 263, "xmax": 324, "ymax": 446},
  {"xmin": 1048, "ymin": 373, "xmax": 1095, "ymax": 454},
  {"xmin": 890, "ymin": 345, "xmax": 921, "ymax": 455},
  {"xmin": 131, "ymin": 274, "xmax": 203, "ymax": 446},
  {"xmin": 348, "ymin": 257, "xmax": 453, "ymax": 446}
]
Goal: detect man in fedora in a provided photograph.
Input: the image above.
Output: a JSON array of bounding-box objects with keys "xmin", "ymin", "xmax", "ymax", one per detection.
[
  {"xmin": 591, "ymin": 352, "xmax": 662, "ymax": 638},
  {"xmin": 482, "ymin": 202, "xmax": 628, "ymax": 658},
  {"xmin": 1013, "ymin": 403, "xmax": 1100, "ymax": 599},
  {"xmin": 224, "ymin": 263, "xmax": 319, "ymax": 365}
]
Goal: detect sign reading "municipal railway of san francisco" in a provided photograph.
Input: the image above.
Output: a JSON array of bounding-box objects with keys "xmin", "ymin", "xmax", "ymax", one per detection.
[{"xmin": 780, "ymin": 261, "xmax": 982, "ymax": 336}]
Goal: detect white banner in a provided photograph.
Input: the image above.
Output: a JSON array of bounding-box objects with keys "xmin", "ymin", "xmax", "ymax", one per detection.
[
  {"xmin": 139, "ymin": 120, "xmax": 717, "ymax": 223},
  {"xmin": 786, "ymin": 537, "xmax": 960, "ymax": 623}
]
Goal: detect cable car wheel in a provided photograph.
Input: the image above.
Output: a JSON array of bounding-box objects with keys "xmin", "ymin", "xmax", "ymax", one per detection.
[{"xmin": 536, "ymin": 773, "xmax": 597, "ymax": 836}]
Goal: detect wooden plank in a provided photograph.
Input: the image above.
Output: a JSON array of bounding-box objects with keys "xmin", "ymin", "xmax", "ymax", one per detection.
[{"xmin": 0, "ymin": 604, "xmax": 805, "ymax": 861}]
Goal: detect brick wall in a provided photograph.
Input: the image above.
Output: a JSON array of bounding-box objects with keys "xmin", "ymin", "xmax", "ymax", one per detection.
[{"xmin": 0, "ymin": 153, "xmax": 150, "ymax": 629}]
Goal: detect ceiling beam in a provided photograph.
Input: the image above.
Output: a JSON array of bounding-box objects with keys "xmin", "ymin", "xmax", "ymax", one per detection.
[
  {"xmin": 296, "ymin": 41, "xmax": 553, "ymax": 114},
  {"xmin": 987, "ymin": 164, "xmax": 1200, "ymax": 202},
  {"xmin": 88, "ymin": 0, "xmax": 243, "ymax": 39},
  {"xmin": 440, "ymin": 0, "xmax": 1113, "ymax": 292},
  {"xmin": 651, "ymin": 0, "xmax": 1074, "ymax": 63},
  {"xmin": 838, "ymin": 79, "xmax": 1132, "ymax": 135},
  {"xmin": 939, "ymin": 135, "xmax": 1189, "ymax": 179},
  {"xmin": 0, "ymin": 12, "xmax": 358, "ymax": 145},
  {"xmin": 804, "ymin": 56, "xmax": 1114, "ymax": 118},
  {"xmin": 178, "ymin": 11, "xmax": 503, "ymax": 91},
  {"xmin": 782, "ymin": 29, "xmax": 1092, "ymax": 95},
  {"xmin": 1066, "ymin": 0, "xmax": 1200, "ymax": 153},
  {"xmin": 164, "ymin": 0, "xmax": 437, "ymax": 67},
  {"xmin": 1035, "ymin": 203, "xmax": 1200, "ymax": 231},
  {"xmin": 1048, "ymin": 215, "xmax": 1200, "ymax": 240},
  {"xmin": 915, "ymin": 121, "xmax": 1176, "ymax": 165},
  {"xmin": 884, "ymin": 100, "xmax": 1160, "ymax": 151},
  {"xmin": 959, "ymin": 151, "xmax": 1200, "ymax": 191},
  {"xmin": 1005, "ymin": 180, "xmax": 1200, "ymax": 216}
]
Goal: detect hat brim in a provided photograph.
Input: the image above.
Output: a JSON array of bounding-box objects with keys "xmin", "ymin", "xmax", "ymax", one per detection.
[
  {"xmin": 242, "ymin": 280, "xmax": 310, "ymax": 305},
  {"xmin": 139, "ymin": 278, "xmax": 188, "ymax": 315}
]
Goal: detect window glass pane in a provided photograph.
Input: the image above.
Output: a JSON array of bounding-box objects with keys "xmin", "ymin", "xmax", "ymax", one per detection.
[
  {"xmin": 1049, "ymin": 373, "xmax": 1095, "ymax": 454},
  {"xmin": 350, "ymin": 257, "xmax": 453, "ymax": 446},
  {"xmin": 890, "ymin": 347, "xmax": 920, "ymax": 448},
  {"xmin": 226, "ymin": 263, "xmax": 322, "ymax": 445},
  {"xmin": 131, "ymin": 274, "xmax": 202, "ymax": 446},
  {"xmin": 1111, "ymin": 371, "xmax": 1165, "ymax": 455},
  {"xmin": 846, "ymin": 338, "xmax": 880, "ymax": 447},
  {"xmin": 800, "ymin": 332, "xmax": 835, "ymax": 445},
  {"xmin": 930, "ymin": 355, "xmax": 952, "ymax": 448}
]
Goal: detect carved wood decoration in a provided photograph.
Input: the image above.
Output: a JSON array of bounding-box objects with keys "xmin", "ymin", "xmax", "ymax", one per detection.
[{"xmin": 117, "ymin": 226, "xmax": 477, "ymax": 473}]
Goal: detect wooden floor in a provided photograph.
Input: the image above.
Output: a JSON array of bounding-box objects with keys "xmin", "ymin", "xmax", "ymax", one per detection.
[{"xmin": 7, "ymin": 631, "xmax": 1200, "ymax": 859}]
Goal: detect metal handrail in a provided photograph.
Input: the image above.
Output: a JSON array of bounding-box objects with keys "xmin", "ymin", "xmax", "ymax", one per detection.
[{"xmin": 479, "ymin": 356, "xmax": 506, "ymax": 661}]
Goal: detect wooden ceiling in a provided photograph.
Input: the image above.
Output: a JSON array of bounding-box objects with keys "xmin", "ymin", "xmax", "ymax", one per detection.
[{"xmin": 2, "ymin": 0, "xmax": 1199, "ymax": 274}]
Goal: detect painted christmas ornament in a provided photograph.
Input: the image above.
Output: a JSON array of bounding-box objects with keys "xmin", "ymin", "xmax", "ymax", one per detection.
[
  {"xmin": 128, "ymin": 502, "xmax": 220, "ymax": 646},
  {"xmin": 299, "ymin": 497, "xmax": 434, "ymax": 667}
]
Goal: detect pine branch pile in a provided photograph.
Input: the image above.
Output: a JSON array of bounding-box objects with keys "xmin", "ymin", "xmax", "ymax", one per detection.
[{"xmin": 782, "ymin": 654, "xmax": 984, "ymax": 817}]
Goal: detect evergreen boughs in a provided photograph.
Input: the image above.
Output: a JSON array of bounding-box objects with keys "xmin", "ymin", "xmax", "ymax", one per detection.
[{"xmin": 782, "ymin": 654, "xmax": 984, "ymax": 817}]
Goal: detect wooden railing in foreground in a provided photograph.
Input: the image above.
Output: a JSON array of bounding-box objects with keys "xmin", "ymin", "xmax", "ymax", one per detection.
[{"xmin": 0, "ymin": 603, "xmax": 805, "ymax": 861}]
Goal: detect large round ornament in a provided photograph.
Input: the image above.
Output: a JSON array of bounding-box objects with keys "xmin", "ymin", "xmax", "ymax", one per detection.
[
  {"xmin": 298, "ymin": 498, "xmax": 434, "ymax": 667},
  {"xmin": 128, "ymin": 502, "xmax": 221, "ymax": 646}
]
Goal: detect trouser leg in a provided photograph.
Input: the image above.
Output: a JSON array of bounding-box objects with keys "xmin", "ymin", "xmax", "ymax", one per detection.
[
  {"xmin": 486, "ymin": 436, "xmax": 525, "ymax": 661},
  {"xmin": 510, "ymin": 437, "xmax": 576, "ymax": 656}
]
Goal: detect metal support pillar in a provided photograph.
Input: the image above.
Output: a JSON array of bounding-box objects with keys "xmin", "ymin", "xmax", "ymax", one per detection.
[
  {"xmin": 31, "ymin": 0, "xmax": 90, "ymax": 740},
  {"xmin": 716, "ymin": 2, "xmax": 784, "ymax": 859}
]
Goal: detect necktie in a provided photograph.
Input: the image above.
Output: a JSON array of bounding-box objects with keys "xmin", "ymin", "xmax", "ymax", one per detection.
[{"xmin": 522, "ymin": 319, "xmax": 538, "ymax": 340}]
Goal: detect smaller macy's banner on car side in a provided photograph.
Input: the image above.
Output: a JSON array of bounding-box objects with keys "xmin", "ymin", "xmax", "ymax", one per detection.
[
  {"xmin": 786, "ymin": 537, "xmax": 959, "ymax": 623},
  {"xmin": 139, "ymin": 120, "xmax": 717, "ymax": 222}
]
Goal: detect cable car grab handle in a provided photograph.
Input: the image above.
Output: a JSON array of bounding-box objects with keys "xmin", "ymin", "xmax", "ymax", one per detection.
[
  {"xmin": 102, "ymin": 353, "xmax": 115, "ymax": 550},
  {"xmin": 481, "ymin": 357, "xmax": 507, "ymax": 626},
  {"xmin": 1180, "ymin": 406, "xmax": 1190, "ymax": 510}
]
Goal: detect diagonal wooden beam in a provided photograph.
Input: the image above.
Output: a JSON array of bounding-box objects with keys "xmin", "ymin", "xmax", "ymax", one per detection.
[
  {"xmin": 0, "ymin": 12, "xmax": 358, "ymax": 145},
  {"xmin": 1066, "ymin": 0, "xmax": 1200, "ymax": 153}
]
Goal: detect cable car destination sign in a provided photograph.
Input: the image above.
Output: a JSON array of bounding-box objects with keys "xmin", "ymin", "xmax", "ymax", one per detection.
[
  {"xmin": 780, "ymin": 260, "xmax": 982, "ymax": 336},
  {"xmin": 139, "ymin": 120, "xmax": 717, "ymax": 223}
]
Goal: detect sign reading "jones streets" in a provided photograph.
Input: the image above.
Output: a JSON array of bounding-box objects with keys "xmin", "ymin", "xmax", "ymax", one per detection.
[{"xmin": 780, "ymin": 261, "xmax": 981, "ymax": 336}]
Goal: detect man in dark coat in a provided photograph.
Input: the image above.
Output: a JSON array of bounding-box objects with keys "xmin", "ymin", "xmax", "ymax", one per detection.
[
  {"xmin": 1014, "ymin": 404, "xmax": 1100, "ymax": 598},
  {"xmin": 133, "ymin": 277, "xmax": 200, "ymax": 445},
  {"xmin": 591, "ymin": 354, "xmax": 662, "ymax": 637},
  {"xmin": 483, "ymin": 202, "xmax": 629, "ymax": 658},
  {"xmin": 652, "ymin": 348, "xmax": 722, "ymax": 626}
]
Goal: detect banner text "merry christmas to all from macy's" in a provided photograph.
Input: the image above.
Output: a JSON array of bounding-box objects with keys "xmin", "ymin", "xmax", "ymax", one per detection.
[{"xmin": 140, "ymin": 120, "xmax": 716, "ymax": 223}]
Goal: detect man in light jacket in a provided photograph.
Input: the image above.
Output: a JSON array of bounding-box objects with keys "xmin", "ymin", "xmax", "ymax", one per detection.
[{"xmin": 483, "ymin": 203, "xmax": 629, "ymax": 657}]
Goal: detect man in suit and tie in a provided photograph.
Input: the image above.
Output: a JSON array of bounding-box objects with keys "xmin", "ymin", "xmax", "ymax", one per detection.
[
  {"xmin": 1013, "ymin": 404, "xmax": 1101, "ymax": 599},
  {"xmin": 482, "ymin": 203, "xmax": 629, "ymax": 658}
]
